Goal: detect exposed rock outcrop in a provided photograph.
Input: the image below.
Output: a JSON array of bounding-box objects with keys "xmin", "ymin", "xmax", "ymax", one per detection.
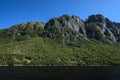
[
  {"xmin": 45, "ymin": 14, "xmax": 86, "ymax": 37},
  {"xmin": 44, "ymin": 14, "xmax": 120, "ymax": 43},
  {"xmin": 85, "ymin": 14, "xmax": 120, "ymax": 42},
  {"xmin": 8, "ymin": 22, "xmax": 45, "ymax": 40}
]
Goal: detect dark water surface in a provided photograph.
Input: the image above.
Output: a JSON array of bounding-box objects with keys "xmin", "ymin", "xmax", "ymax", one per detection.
[{"xmin": 0, "ymin": 66, "xmax": 119, "ymax": 80}]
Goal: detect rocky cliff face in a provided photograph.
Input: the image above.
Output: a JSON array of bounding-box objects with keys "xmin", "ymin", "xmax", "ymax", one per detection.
[
  {"xmin": 45, "ymin": 14, "xmax": 120, "ymax": 43},
  {"xmin": 1, "ymin": 14, "xmax": 120, "ymax": 43},
  {"xmin": 86, "ymin": 14, "xmax": 120, "ymax": 42},
  {"xmin": 85, "ymin": 14, "xmax": 117, "ymax": 42},
  {"xmin": 45, "ymin": 14, "xmax": 86, "ymax": 37}
]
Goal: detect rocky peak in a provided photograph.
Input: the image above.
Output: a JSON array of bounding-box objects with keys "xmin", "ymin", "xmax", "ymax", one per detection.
[
  {"xmin": 45, "ymin": 14, "xmax": 86, "ymax": 37},
  {"xmin": 8, "ymin": 22, "xmax": 45, "ymax": 40},
  {"xmin": 44, "ymin": 14, "xmax": 120, "ymax": 43},
  {"xmin": 10, "ymin": 22, "xmax": 45, "ymax": 31},
  {"xmin": 86, "ymin": 14, "xmax": 117, "ymax": 42},
  {"xmin": 86, "ymin": 14, "xmax": 105, "ymax": 23}
]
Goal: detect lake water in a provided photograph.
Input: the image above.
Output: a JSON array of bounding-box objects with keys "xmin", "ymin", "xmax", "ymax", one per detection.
[{"xmin": 0, "ymin": 66, "xmax": 119, "ymax": 80}]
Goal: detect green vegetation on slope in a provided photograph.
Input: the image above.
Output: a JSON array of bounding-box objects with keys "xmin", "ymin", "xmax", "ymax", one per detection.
[{"xmin": 0, "ymin": 37, "xmax": 120, "ymax": 66}]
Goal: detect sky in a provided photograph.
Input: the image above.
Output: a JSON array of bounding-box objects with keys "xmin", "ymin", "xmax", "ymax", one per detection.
[{"xmin": 0, "ymin": 0, "xmax": 120, "ymax": 29}]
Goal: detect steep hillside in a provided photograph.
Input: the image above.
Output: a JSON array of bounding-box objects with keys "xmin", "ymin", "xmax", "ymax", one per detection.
[{"xmin": 0, "ymin": 37, "xmax": 120, "ymax": 66}]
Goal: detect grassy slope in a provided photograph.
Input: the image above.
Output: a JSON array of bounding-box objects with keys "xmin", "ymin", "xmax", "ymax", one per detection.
[{"xmin": 0, "ymin": 37, "xmax": 120, "ymax": 66}]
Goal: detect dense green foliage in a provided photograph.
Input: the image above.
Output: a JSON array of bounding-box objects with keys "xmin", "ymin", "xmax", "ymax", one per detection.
[{"xmin": 0, "ymin": 36, "xmax": 120, "ymax": 66}]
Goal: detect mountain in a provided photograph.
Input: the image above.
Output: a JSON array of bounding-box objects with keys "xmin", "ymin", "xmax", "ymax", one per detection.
[
  {"xmin": 9, "ymin": 22, "xmax": 44, "ymax": 40},
  {"xmin": 1, "ymin": 14, "xmax": 120, "ymax": 43},
  {"xmin": 86, "ymin": 14, "xmax": 117, "ymax": 43},
  {"xmin": 0, "ymin": 22, "xmax": 44, "ymax": 41},
  {"xmin": 45, "ymin": 14, "xmax": 86, "ymax": 37},
  {"xmin": 0, "ymin": 14, "xmax": 120, "ymax": 66},
  {"xmin": 44, "ymin": 14, "xmax": 120, "ymax": 43}
]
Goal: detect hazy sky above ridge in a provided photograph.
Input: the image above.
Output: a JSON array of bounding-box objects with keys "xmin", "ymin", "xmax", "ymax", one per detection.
[{"xmin": 0, "ymin": 0, "xmax": 120, "ymax": 29}]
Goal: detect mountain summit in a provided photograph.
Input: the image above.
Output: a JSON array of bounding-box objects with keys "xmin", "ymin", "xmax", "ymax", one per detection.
[{"xmin": 45, "ymin": 14, "xmax": 86, "ymax": 37}]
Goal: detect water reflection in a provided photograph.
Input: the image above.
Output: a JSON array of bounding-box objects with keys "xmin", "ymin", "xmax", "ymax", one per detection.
[{"xmin": 0, "ymin": 66, "xmax": 119, "ymax": 80}]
